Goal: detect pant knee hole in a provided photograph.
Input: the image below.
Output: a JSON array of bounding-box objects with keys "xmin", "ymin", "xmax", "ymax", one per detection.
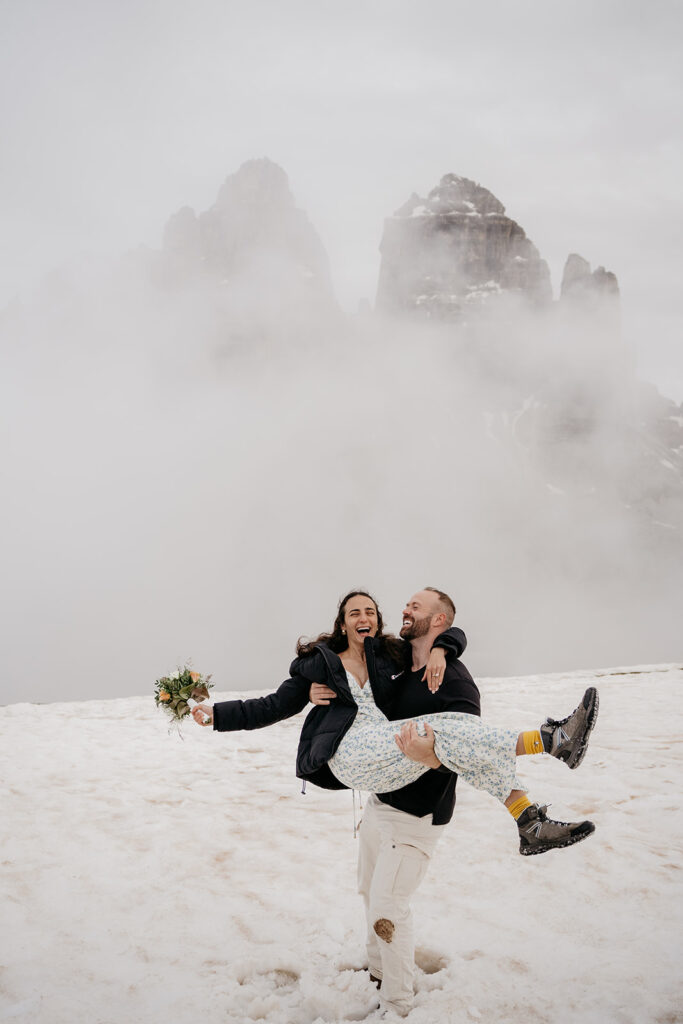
[{"xmin": 373, "ymin": 918, "xmax": 395, "ymax": 943}]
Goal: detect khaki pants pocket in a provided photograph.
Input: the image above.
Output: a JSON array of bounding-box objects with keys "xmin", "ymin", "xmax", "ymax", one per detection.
[{"xmin": 389, "ymin": 843, "xmax": 429, "ymax": 900}]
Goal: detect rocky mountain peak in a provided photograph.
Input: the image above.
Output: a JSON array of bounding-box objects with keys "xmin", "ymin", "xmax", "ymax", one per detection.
[
  {"xmin": 162, "ymin": 205, "xmax": 200, "ymax": 256},
  {"xmin": 397, "ymin": 174, "xmax": 506, "ymax": 218},
  {"xmin": 376, "ymin": 173, "xmax": 552, "ymax": 316},
  {"xmin": 559, "ymin": 252, "xmax": 620, "ymax": 340},
  {"xmin": 561, "ymin": 253, "xmax": 620, "ymax": 301},
  {"xmin": 158, "ymin": 158, "xmax": 336, "ymax": 313},
  {"xmin": 214, "ymin": 158, "xmax": 294, "ymax": 214}
]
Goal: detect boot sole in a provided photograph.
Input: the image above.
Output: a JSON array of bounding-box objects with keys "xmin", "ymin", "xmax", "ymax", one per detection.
[
  {"xmin": 561, "ymin": 687, "xmax": 600, "ymax": 770},
  {"xmin": 520, "ymin": 821, "xmax": 595, "ymax": 856}
]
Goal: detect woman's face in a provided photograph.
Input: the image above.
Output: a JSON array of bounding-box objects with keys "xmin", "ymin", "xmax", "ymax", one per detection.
[{"xmin": 342, "ymin": 595, "xmax": 379, "ymax": 642}]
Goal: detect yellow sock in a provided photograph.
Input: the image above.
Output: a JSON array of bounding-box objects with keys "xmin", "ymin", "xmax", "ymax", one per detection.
[
  {"xmin": 522, "ymin": 729, "xmax": 544, "ymax": 755},
  {"xmin": 507, "ymin": 795, "xmax": 532, "ymax": 820}
]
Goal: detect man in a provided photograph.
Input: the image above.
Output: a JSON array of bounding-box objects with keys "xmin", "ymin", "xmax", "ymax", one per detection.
[{"xmin": 310, "ymin": 587, "xmax": 480, "ymax": 1018}]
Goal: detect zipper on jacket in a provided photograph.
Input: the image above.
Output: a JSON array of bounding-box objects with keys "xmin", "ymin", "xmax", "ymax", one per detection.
[{"xmin": 301, "ymin": 781, "xmax": 306, "ymax": 795}]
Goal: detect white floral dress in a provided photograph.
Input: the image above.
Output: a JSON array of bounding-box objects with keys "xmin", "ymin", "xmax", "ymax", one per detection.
[{"xmin": 328, "ymin": 671, "xmax": 526, "ymax": 803}]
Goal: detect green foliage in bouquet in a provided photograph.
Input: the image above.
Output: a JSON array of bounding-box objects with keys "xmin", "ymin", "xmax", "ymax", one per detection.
[{"xmin": 154, "ymin": 667, "xmax": 213, "ymax": 721}]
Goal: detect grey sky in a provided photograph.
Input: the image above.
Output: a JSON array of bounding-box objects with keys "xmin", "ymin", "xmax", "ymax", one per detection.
[{"xmin": 2, "ymin": 0, "xmax": 682, "ymax": 396}]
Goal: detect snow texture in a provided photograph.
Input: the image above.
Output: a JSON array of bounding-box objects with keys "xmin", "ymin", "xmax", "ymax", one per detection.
[{"xmin": 1, "ymin": 665, "xmax": 682, "ymax": 1024}]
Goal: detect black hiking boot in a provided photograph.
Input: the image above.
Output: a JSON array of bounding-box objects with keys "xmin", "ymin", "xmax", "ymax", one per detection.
[
  {"xmin": 517, "ymin": 804, "xmax": 595, "ymax": 856},
  {"xmin": 540, "ymin": 687, "xmax": 599, "ymax": 769}
]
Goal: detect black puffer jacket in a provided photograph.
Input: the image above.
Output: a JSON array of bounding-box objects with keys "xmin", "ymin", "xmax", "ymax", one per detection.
[{"xmin": 212, "ymin": 628, "xmax": 467, "ymax": 790}]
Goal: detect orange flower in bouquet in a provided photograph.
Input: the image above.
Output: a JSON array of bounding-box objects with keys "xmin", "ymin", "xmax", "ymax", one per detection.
[{"xmin": 154, "ymin": 667, "xmax": 213, "ymax": 722}]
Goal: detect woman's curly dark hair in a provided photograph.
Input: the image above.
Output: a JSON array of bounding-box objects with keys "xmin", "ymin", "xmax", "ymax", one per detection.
[{"xmin": 296, "ymin": 589, "xmax": 404, "ymax": 666}]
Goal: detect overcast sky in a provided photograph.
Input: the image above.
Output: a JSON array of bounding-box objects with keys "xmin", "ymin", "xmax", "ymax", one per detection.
[{"xmin": 2, "ymin": 0, "xmax": 682, "ymax": 398}]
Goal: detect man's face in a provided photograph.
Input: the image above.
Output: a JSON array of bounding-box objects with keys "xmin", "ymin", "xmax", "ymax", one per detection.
[{"xmin": 400, "ymin": 591, "xmax": 438, "ymax": 640}]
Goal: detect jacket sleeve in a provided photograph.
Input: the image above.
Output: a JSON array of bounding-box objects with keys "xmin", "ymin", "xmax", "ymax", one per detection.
[
  {"xmin": 433, "ymin": 666, "xmax": 481, "ymax": 718},
  {"xmin": 431, "ymin": 626, "xmax": 467, "ymax": 659},
  {"xmin": 212, "ymin": 675, "xmax": 310, "ymax": 732}
]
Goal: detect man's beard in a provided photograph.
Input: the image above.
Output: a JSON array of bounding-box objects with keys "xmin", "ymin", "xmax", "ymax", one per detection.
[{"xmin": 400, "ymin": 615, "xmax": 431, "ymax": 641}]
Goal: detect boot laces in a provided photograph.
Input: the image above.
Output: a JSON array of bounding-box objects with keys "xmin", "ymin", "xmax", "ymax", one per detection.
[
  {"xmin": 544, "ymin": 706, "xmax": 576, "ymax": 729},
  {"xmin": 537, "ymin": 803, "xmax": 572, "ymax": 827}
]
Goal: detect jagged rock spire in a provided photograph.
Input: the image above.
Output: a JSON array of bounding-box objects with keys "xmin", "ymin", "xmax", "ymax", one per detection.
[
  {"xmin": 561, "ymin": 253, "xmax": 620, "ymax": 301},
  {"xmin": 160, "ymin": 158, "xmax": 336, "ymax": 309},
  {"xmin": 376, "ymin": 173, "xmax": 552, "ymax": 316}
]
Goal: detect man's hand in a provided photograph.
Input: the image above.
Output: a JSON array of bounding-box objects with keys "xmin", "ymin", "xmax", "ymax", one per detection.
[
  {"xmin": 423, "ymin": 647, "xmax": 447, "ymax": 692},
  {"xmin": 309, "ymin": 683, "xmax": 337, "ymax": 706},
  {"xmin": 394, "ymin": 722, "xmax": 441, "ymax": 768}
]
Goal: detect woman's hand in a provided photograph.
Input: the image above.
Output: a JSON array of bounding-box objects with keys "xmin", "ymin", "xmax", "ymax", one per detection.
[
  {"xmin": 309, "ymin": 683, "xmax": 337, "ymax": 706},
  {"xmin": 423, "ymin": 647, "xmax": 446, "ymax": 692},
  {"xmin": 191, "ymin": 704, "xmax": 214, "ymax": 727}
]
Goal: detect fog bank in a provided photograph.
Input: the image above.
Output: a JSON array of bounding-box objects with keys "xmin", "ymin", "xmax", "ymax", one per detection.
[{"xmin": 2, "ymin": 218, "xmax": 681, "ymax": 704}]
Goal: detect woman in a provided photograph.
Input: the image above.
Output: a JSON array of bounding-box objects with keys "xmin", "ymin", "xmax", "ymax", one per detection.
[{"xmin": 192, "ymin": 590, "xmax": 599, "ymax": 856}]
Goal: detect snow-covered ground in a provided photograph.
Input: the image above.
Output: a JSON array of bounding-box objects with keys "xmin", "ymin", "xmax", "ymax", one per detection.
[{"xmin": 1, "ymin": 665, "xmax": 682, "ymax": 1024}]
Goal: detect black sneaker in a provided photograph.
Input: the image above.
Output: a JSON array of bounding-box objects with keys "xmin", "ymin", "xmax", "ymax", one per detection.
[
  {"xmin": 540, "ymin": 687, "xmax": 599, "ymax": 769},
  {"xmin": 517, "ymin": 804, "xmax": 595, "ymax": 856}
]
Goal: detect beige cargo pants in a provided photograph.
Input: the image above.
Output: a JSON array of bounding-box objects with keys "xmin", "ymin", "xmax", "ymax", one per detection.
[{"xmin": 357, "ymin": 794, "xmax": 447, "ymax": 1017}]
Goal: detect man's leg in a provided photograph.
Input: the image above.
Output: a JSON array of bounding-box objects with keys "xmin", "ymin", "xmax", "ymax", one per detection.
[
  {"xmin": 357, "ymin": 794, "xmax": 384, "ymax": 983},
  {"xmin": 358, "ymin": 795, "xmax": 445, "ymax": 1017}
]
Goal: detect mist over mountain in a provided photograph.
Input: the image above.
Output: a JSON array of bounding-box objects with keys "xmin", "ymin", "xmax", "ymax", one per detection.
[
  {"xmin": 376, "ymin": 172, "xmax": 683, "ymax": 536},
  {"xmin": 1, "ymin": 160, "xmax": 681, "ymax": 705},
  {"xmin": 158, "ymin": 158, "xmax": 339, "ymax": 335}
]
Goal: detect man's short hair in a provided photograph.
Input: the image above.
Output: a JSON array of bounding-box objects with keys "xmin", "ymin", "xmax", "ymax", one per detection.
[{"xmin": 424, "ymin": 586, "xmax": 456, "ymax": 627}]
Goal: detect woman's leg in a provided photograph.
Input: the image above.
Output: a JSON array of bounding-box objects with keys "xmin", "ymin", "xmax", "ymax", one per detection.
[
  {"xmin": 500, "ymin": 689, "xmax": 599, "ymax": 853},
  {"xmin": 421, "ymin": 689, "xmax": 600, "ymax": 856},
  {"xmin": 505, "ymin": 789, "xmax": 529, "ymax": 809},
  {"xmin": 425, "ymin": 718, "xmax": 596, "ymax": 855},
  {"xmin": 514, "ymin": 687, "xmax": 599, "ymax": 765},
  {"xmin": 414, "ymin": 687, "xmax": 599, "ymax": 801}
]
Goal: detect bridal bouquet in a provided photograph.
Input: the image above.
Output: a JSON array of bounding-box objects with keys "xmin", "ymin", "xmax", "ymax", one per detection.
[{"xmin": 154, "ymin": 667, "xmax": 213, "ymax": 722}]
